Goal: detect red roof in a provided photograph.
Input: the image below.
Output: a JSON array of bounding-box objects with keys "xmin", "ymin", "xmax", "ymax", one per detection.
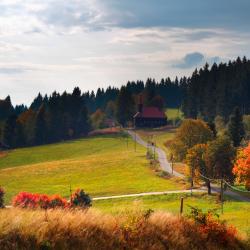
[{"xmin": 134, "ymin": 107, "xmax": 166, "ymax": 119}]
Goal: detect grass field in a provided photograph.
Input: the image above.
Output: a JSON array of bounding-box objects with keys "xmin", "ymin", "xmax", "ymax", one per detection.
[
  {"xmin": 94, "ymin": 192, "xmax": 250, "ymax": 235},
  {"xmin": 0, "ymin": 134, "xmax": 184, "ymax": 204},
  {"xmin": 166, "ymin": 108, "xmax": 183, "ymax": 120}
]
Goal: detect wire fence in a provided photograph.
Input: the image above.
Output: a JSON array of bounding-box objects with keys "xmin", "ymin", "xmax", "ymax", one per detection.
[{"xmin": 199, "ymin": 173, "xmax": 250, "ymax": 194}]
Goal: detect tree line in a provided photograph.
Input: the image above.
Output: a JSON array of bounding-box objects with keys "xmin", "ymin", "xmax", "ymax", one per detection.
[
  {"xmin": 182, "ymin": 56, "xmax": 250, "ymax": 121},
  {"xmin": 0, "ymin": 56, "xmax": 250, "ymax": 148}
]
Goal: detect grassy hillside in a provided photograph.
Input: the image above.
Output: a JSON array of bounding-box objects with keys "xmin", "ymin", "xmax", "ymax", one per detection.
[{"xmin": 0, "ymin": 134, "xmax": 183, "ymax": 203}]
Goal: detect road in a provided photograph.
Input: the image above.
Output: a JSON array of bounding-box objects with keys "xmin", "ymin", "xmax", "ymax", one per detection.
[
  {"xmin": 127, "ymin": 130, "xmax": 184, "ymax": 178},
  {"xmin": 127, "ymin": 129, "xmax": 250, "ymax": 202},
  {"xmin": 93, "ymin": 189, "xmax": 205, "ymax": 200}
]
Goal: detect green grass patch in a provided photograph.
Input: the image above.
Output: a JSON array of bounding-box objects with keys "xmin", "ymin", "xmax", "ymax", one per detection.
[
  {"xmin": 0, "ymin": 134, "xmax": 184, "ymax": 204},
  {"xmin": 166, "ymin": 108, "xmax": 183, "ymax": 120}
]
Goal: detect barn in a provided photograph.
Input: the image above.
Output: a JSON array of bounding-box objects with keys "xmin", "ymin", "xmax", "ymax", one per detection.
[{"xmin": 133, "ymin": 102, "xmax": 167, "ymax": 128}]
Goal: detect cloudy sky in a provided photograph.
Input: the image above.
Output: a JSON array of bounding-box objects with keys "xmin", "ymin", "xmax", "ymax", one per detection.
[{"xmin": 0, "ymin": 0, "xmax": 250, "ymax": 105}]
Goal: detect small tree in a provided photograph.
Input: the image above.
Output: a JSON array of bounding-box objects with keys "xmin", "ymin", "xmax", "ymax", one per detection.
[
  {"xmin": 227, "ymin": 107, "xmax": 245, "ymax": 147},
  {"xmin": 90, "ymin": 109, "xmax": 106, "ymax": 129},
  {"xmin": 186, "ymin": 144, "xmax": 207, "ymax": 190},
  {"xmin": 170, "ymin": 119, "xmax": 213, "ymax": 160},
  {"xmin": 71, "ymin": 189, "xmax": 92, "ymax": 208},
  {"xmin": 233, "ymin": 143, "xmax": 250, "ymax": 190},
  {"xmin": 205, "ymin": 135, "xmax": 235, "ymax": 181}
]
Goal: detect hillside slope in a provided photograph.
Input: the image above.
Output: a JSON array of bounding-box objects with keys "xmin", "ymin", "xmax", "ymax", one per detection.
[{"xmin": 0, "ymin": 134, "xmax": 183, "ymax": 203}]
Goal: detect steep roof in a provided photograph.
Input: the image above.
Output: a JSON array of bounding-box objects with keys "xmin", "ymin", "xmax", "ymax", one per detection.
[{"xmin": 134, "ymin": 107, "xmax": 166, "ymax": 119}]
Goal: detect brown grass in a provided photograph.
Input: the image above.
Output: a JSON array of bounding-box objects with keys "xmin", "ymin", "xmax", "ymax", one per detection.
[{"xmin": 0, "ymin": 208, "xmax": 248, "ymax": 250}]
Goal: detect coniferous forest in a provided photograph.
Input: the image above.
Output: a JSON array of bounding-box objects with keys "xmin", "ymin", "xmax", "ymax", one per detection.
[{"xmin": 0, "ymin": 56, "xmax": 250, "ymax": 149}]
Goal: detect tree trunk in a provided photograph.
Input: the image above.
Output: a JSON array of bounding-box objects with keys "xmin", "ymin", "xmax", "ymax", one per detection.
[{"xmin": 207, "ymin": 180, "xmax": 211, "ymax": 195}]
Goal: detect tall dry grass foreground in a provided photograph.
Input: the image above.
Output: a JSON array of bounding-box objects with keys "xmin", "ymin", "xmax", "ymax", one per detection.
[{"xmin": 0, "ymin": 208, "xmax": 248, "ymax": 250}]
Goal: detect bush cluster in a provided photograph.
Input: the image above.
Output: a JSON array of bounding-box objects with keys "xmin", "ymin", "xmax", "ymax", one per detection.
[
  {"xmin": 12, "ymin": 192, "xmax": 68, "ymax": 209},
  {"xmin": 188, "ymin": 206, "xmax": 239, "ymax": 248},
  {"xmin": 71, "ymin": 189, "xmax": 92, "ymax": 208},
  {"xmin": 12, "ymin": 189, "xmax": 92, "ymax": 209}
]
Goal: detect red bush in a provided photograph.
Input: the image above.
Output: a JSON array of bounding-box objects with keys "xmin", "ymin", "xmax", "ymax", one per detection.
[{"xmin": 12, "ymin": 192, "xmax": 67, "ymax": 209}]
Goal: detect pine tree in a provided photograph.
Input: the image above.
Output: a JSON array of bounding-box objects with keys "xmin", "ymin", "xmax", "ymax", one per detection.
[
  {"xmin": 2, "ymin": 115, "xmax": 17, "ymax": 148},
  {"xmin": 116, "ymin": 86, "xmax": 135, "ymax": 127},
  {"xmin": 34, "ymin": 104, "xmax": 47, "ymax": 145},
  {"xmin": 228, "ymin": 107, "xmax": 245, "ymax": 147}
]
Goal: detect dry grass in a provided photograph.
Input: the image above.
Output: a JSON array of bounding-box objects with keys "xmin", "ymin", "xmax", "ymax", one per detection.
[{"xmin": 0, "ymin": 208, "xmax": 248, "ymax": 250}]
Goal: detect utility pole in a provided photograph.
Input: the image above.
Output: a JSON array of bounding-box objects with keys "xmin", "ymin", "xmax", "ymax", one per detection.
[
  {"xmin": 170, "ymin": 153, "xmax": 174, "ymax": 174},
  {"xmin": 134, "ymin": 118, "xmax": 137, "ymax": 152},
  {"xmin": 220, "ymin": 179, "xmax": 224, "ymax": 214},
  {"xmin": 190, "ymin": 166, "xmax": 193, "ymax": 196}
]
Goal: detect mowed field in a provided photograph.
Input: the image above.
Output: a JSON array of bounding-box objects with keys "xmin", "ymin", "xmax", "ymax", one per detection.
[{"xmin": 0, "ymin": 134, "xmax": 183, "ymax": 203}]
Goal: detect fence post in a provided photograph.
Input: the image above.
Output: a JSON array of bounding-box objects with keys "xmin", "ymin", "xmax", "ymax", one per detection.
[{"xmin": 180, "ymin": 197, "xmax": 184, "ymax": 214}]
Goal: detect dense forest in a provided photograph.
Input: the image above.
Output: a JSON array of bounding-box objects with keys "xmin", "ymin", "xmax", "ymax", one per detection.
[{"xmin": 0, "ymin": 56, "xmax": 250, "ymax": 149}]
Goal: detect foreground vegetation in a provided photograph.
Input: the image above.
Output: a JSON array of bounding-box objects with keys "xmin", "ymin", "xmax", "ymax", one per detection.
[
  {"xmin": 0, "ymin": 207, "xmax": 248, "ymax": 250},
  {"xmin": 0, "ymin": 134, "xmax": 183, "ymax": 203},
  {"xmin": 94, "ymin": 193, "xmax": 250, "ymax": 235}
]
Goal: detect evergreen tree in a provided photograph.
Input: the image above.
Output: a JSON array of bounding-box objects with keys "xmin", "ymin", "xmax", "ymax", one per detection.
[
  {"xmin": 2, "ymin": 115, "xmax": 17, "ymax": 147},
  {"xmin": 34, "ymin": 104, "xmax": 47, "ymax": 145},
  {"xmin": 227, "ymin": 107, "xmax": 245, "ymax": 147},
  {"xmin": 116, "ymin": 86, "xmax": 135, "ymax": 127}
]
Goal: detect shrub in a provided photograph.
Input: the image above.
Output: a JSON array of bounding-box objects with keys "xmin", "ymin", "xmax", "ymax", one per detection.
[
  {"xmin": 71, "ymin": 189, "xmax": 92, "ymax": 208},
  {"xmin": 12, "ymin": 192, "xmax": 67, "ymax": 209},
  {"xmin": 188, "ymin": 206, "xmax": 239, "ymax": 248},
  {"xmin": 0, "ymin": 187, "xmax": 5, "ymax": 208}
]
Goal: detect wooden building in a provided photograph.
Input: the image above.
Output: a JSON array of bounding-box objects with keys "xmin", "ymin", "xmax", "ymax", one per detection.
[{"xmin": 133, "ymin": 101, "xmax": 167, "ymax": 128}]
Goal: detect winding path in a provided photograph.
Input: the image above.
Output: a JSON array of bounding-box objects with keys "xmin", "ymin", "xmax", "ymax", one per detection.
[
  {"xmin": 127, "ymin": 130, "xmax": 184, "ymax": 178},
  {"xmin": 127, "ymin": 129, "xmax": 250, "ymax": 202}
]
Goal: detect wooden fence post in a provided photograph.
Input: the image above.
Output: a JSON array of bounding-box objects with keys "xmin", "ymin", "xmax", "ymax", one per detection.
[{"xmin": 180, "ymin": 197, "xmax": 184, "ymax": 214}]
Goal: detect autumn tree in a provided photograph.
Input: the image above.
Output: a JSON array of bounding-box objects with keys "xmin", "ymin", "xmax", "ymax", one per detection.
[
  {"xmin": 233, "ymin": 143, "xmax": 250, "ymax": 190},
  {"xmin": 91, "ymin": 109, "xmax": 106, "ymax": 129},
  {"xmin": 186, "ymin": 144, "xmax": 207, "ymax": 190},
  {"xmin": 205, "ymin": 135, "xmax": 235, "ymax": 181},
  {"xmin": 170, "ymin": 119, "xmax": 213, "ymax": 160}
]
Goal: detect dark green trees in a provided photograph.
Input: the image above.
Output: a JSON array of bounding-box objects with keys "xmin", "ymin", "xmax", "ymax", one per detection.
[
  {"xmin": 116, "ymin": 86, "xmax": 135, "ymax": 127},
  {"xmin": 34, "ymin": 104, "xmax": 47, "ymax": 145},
  {"xmin": 228, "ymin": 107, "xmax": 245, "ymax": 147}
]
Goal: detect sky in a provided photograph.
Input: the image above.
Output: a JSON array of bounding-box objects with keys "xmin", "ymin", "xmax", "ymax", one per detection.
[{"xmin": 0, "ymin": 0, "xmax": 250, "ymax": 105}]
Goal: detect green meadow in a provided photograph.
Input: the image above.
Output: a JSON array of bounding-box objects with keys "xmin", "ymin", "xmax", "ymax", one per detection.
[{"xmin": 0, "ymin": 134, "xmax": 183, "ymax": 203}]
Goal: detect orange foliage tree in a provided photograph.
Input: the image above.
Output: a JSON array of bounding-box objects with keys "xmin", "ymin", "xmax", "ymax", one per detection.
[{"xmin": 233, "ymin": 143, "xmax": 250, "ymax": 190}]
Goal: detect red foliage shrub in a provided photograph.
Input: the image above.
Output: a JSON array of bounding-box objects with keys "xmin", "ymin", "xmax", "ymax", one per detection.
[
  {"xmin": 188, "ymin": 206, "xmax": 239, "ymax": 248},
  {"xmin": 12, "ymin": 192, "xmax": 67, "ymax": 209}
]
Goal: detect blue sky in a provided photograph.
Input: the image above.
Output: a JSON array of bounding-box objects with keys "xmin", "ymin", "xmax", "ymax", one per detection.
[{"xmin": 0, "ymin": 0, "xmax": 250, "ymax": 104}]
